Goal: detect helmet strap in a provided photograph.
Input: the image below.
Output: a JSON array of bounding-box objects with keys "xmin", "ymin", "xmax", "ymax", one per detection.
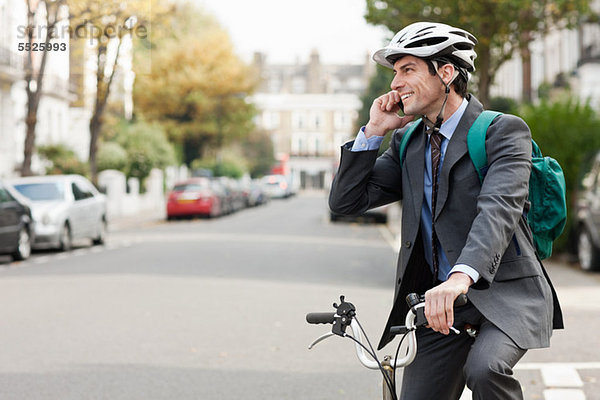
[{"xmin": 425, "ymin": 60, "xmax": 459, "ymax": 130}]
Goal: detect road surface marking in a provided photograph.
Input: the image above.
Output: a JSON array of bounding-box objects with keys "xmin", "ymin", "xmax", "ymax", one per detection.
[
  {"xmin": 133, "ymin": 232, "xmax": 392, "ymax": 249},
  {"xmin": 541, "ymin": 365, "xmax": 584, "ymax": 387},
  {"xmin": 517, "ymin": 362, "xmax": 600, "ymax": 370},
  {"xmin": 458, "ymin": 362, "xmax": 600, "ymax": 400},
  {"xmin": 543, "ymin": 389, "xmax": 586, "ymax": 400}
]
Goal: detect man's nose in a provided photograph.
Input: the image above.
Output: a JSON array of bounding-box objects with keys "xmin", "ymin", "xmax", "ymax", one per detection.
[{"xmin": 390, "ymin": 75, "xmax": 404, "ymax": 91}]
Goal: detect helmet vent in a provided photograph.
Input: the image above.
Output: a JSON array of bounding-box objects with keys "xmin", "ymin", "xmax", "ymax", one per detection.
[{"xmin": 405, "ymin": 37, "xmax": 447, "ymax": 48}]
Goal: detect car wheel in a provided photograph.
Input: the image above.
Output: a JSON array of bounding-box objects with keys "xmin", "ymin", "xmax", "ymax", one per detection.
[
  {"xmin": 577, "ymin": 227, "xmax": 600, "ymax": 271},
  {"xmin": 92, "ymin": 218, "xmax": 107, "ymax": 245},
  {"xmin": 11, "ymin": 226, "xmax": 32, "ymax": 261},
  {"xmin": 59, "ymin": 223, "xmax": 72, "ymax": 252}
]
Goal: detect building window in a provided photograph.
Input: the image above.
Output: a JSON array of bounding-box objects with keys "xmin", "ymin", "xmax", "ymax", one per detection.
[
  {"xmin": 292, "ymin": 77, "xmax": 306, "ymax": 93},
  {"xmin": 292, "ymin": 132, "xmax": 308, "ymax": 155},
  {"xmin": 311, "ymin": 112, "xmax": 323, "ymax": 130},
  {"xmin": 268, "ymin": 77, "xmax": 282, "ymax": 93},
  {"xmin": 292, "ymin": 111, "xmax": 306, "ymax": 130},
  {"xmin": 263, "ymin": 111, "xmax": 280, "ymax": 129},
  {"xmin": 314, "ymin": 135, "xmax": 322, "ymax": 156},
  {"xmin": 334, "ymin": 111, "xmax": 352, "ymax": 129}
]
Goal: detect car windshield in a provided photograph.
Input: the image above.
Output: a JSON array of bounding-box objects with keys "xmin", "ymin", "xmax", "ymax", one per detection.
[{"xmin": 13, "ymin": 182, "xmax": 65, "ymax": 201}]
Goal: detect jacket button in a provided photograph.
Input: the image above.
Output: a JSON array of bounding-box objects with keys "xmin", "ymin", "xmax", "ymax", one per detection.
[{"xmin": 404, "ymin": 241, "xmax": 412, "ymax": 248}]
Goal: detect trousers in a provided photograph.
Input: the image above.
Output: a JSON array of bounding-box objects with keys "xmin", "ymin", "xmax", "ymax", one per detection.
[{"xmin": 399, "ymin": 301, "xmax": 526, "ymax": 400}]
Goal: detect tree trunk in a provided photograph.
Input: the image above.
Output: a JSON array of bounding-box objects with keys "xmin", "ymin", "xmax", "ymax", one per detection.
[
  {"xmin": 89, "ymin": 37, "xmax": 123, "ymax": 184},
  {"xmin": 477, "ymin": 44, "xmax": 492, "ymax": 108},
  {"xmin": 20, "ymin": 0, "xmax": 61, "ymax": 176},
  {"xmin": 88, "ymin": 112, "xmax": 103, "ymax": 183},
  {"xmin": 22, "ymin": 103, "xmax": 38, "ymax": 176},
  {"xmin": 520, "ymin": 31, "xmax": 533, "ymax": 103}
]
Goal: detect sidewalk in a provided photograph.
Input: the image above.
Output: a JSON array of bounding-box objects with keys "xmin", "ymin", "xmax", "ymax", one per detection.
[{"xmin": 108, "ymin": 207, "xmax": 166, "ymax": 233}]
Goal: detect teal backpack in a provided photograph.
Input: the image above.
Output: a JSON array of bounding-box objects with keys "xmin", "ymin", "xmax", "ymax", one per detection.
[{"xmin": 398, "ymin": 111, "xmax": 567, "ymax": 259}]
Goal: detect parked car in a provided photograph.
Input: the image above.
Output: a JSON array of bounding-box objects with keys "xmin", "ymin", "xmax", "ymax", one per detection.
[
  {"xmin": 6, "ymin": 175, "xmax": 107, "ymax": 251},
  {"xmin": 243, "ymin": 179, "xmax": 268, "ymax": 207},
  {"xmin": 0, "ymin": 181, "xmax": 34, "ymax": 260},
  {"xmin": 166, "ymin": 178, "xmax": 224, "ymax": 219},
  {"xmin": 574, "ymin": 151, "xmax": 600, "ymax": 271},
  {"xmin": 216, "ymin": 177, "xmax": 246, "ymax": 213},
  {"xmin": 261, "ymin": 174, "xmax": 292, "ymax": 199}
]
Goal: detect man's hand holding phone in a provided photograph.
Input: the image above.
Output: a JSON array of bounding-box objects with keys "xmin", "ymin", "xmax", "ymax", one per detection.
[{"xmin": 364, "ymin": 90, "xmax": 414, "ymax": 138}]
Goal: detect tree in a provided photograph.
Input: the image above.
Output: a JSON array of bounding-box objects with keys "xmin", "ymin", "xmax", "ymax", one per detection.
[
  {"xmin": 364, "ymin": 0, "xmax": 593, "ymax": 107},
  {"xmin": 519, "ymin": 96, "xmax": 600, "ymax": 251},
  {"xmin": 111, "ymin": 120, "xmax": 176, "ymax": 183},
  {"xmin": 68, "ymin": 0, "xmax": 173, "ymax": 183},
  {"xmin": 133, "ymin": 4, "xmax": 257, "ymax": 166},
  {"xmin": 240, "ymin": 129, "xmax": 276, "ymax": 178},
  {"xmin": 21, "ymin": 0, "xmax": 68, "ymax": 176},
  {"xmin": 36, "ymin": 144, "xmax": 88, "ymax": 176},
  {"xmin": 96, "ymin": 142, "xmax": 128, "ymax": 172}
]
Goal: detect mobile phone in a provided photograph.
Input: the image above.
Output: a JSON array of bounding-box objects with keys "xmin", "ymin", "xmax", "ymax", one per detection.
[{"xmin": 397, "ymin": 100, "xmax": 404, "ymax": 114}]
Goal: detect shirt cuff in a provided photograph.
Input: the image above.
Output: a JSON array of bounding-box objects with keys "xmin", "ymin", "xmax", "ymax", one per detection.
[
  {"xmin": 351, "ymin": 127, "xmax": 384, "ymax": 151},
  {"xmin": 448, "ymin": 264, "xmax": 480, "ymax": 283}
]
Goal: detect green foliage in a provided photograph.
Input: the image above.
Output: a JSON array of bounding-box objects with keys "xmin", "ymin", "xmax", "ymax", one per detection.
[
  {"xmin": 364, "ymin": 0, "xmax": 594, "ymax": 106},
  {"xmin": 110, "ymin": 120, "xmax": 177, "ymax": 182},
  {"xmin": 190, "ymin": 157, "xmax": 246, "ymax": 179},
  {"xmin": 240, "ymin": 130, "xmax": 276, "ymax": 178},
  {"xmin": 36, "ymin": 144, "xmax": 88, "ymax": 176},
  {"xmin": 96, "ymin": 142, "xmax": 128, "ymax": 172},
  {"xmin": 489, "ymin": 97, "xmax": 519, "ymax": 114},
  {"xmin": 354, "ymin": 66, "xmax": 396, "ymax": 156},
  {"xmin": 355, "ymin": 66, "xmax": 394, "ymax": 132},
  {"xmin": 519, "ymin": 96, "xmax": 600, "ymax": 250},
  {"xmin": 132, "ymin": 3, "xmax": 257, "ymax": 165}
]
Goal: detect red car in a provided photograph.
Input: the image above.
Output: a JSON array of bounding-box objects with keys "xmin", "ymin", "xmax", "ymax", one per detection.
[{"xmin": 166, "ymin": 178, "xmax": 223, "ymax": 219}]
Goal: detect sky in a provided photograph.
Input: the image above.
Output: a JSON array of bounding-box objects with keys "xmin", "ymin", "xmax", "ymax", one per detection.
[{"xmin": 193, "ymin": 0, "xmax": 391, "ymax": 65}]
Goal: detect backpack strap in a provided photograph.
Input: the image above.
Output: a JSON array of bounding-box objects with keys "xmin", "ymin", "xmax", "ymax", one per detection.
[
  {"xmin": 398, "ymin": 118, "xmax": 423, "ymax": 168},
  {"xmin": 467, "ymin": 110, "xmax": 503, "ymax": 183}
]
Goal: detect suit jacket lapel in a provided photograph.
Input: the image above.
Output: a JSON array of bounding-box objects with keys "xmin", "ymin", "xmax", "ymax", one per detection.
[
  {"xmin": 435, "ymin": 96, "xmax": 484, "ymax": 220},
  {"xmin": 405, "ymin": 123, "xmax": 427, "ymax": 222}
]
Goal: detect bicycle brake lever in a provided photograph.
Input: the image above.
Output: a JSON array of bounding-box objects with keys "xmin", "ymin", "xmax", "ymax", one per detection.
[{"xmin": 308, "ymin": 332, "xmax": 335, "ymax": 349}]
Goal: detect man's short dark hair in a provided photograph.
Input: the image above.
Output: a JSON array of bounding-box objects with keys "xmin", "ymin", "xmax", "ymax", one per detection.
[{"xmin": 426, "ymin": 59, "xmax": 468, "ymax": 98}]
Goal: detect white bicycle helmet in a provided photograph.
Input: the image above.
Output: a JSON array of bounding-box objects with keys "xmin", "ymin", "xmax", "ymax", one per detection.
[{"xmin": 373, "ymin": 22, "xmax": 477, "ymax": 77}]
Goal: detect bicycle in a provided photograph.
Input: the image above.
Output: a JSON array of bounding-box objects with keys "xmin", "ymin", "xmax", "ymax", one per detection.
[{"xmin": 306, "ymin": 293, "xmax": 469, "ymax": 400}]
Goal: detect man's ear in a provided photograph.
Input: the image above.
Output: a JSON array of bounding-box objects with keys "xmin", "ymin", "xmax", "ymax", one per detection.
[{"xmin": 440, "ymin": 63, "xmax": 457, "ymax": 86}]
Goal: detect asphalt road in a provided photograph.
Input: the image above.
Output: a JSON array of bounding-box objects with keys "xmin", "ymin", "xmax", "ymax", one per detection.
[{"xmin": 0, "ymin": 192, "xmax": 599, "ymax": 400}]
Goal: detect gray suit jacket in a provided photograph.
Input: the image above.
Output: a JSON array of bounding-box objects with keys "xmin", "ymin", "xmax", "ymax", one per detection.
[{"xmin": 329, "ymin": 95, "xmax": 563, "ymax": 350}]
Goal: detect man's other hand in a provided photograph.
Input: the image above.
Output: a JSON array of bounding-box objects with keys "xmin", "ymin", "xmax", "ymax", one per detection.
[{"xmin": 424, "ymin": 272, "xmax": 473, "ymax": 335}]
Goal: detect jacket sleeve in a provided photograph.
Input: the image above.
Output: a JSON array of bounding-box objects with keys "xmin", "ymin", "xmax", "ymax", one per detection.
[
  {"xmin": 329, "ymin": 130, "xmax": 404, "ymax": 216},
  {"xmin": 456, "ymin": 114, "xmax": 533, "ymax": 286}
]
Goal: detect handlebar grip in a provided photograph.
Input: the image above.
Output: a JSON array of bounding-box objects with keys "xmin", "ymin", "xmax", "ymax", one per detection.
[
  {"xmin": 455, "ymin": 294, "xmax": 468, "ymax": 307},
  {"xmin": 306, "ymin": 312, "xmax": 336, "ymax": 324}
]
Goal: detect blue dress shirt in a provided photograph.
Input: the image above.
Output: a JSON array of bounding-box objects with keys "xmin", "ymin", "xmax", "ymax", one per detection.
[{"xmin": 350, "ymin": 99, "xmax": 479, "ymax": 283}]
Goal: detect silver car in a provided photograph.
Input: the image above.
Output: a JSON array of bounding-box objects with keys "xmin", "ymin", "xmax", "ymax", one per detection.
[{"xmin": 7, "ymin": 175, "xmax": 107, "ymax": 251}]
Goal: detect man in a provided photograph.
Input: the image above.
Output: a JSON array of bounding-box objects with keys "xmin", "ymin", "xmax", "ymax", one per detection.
[{"xmin": 329, "ymin": 22, "xmax": 563, "ymax": 400}]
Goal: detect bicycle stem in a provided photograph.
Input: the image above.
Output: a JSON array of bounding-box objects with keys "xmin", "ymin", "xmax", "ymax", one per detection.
[{"xmin": 350, "ymin": 304, "xmax": 420, "ymax": 370}]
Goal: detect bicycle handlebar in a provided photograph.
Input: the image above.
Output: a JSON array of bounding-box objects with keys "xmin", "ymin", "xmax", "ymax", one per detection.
[
  {"xmin": 306, "ymin": 293, "xmax": 469, "ymax": 370},
  {"xmin": 306, "ymin": 312, "xmax": 336, "ymax": 324}
]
